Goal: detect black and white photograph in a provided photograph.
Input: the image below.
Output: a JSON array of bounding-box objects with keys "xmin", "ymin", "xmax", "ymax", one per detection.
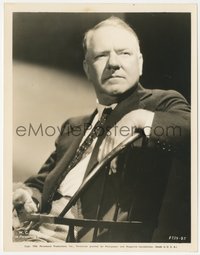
[{"xmin": 3, "ymin": 3, "xmax": 197, "ymax": 252}]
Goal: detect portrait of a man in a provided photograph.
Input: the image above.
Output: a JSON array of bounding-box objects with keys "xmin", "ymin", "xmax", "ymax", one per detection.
[{"xmin": 11, "ymin": 11, "xmax": 191, "ymax": 244}]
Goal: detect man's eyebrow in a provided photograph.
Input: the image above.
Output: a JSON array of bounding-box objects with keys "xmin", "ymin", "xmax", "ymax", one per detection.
[
  {"xmin": 93, "ymin": 48, "xmax": 133, "ymax": 54},
  {"xmin": 93, "ymin": 50, "xmax": 109, "ymax": 55},
  {"xmin": 116, "ymin": 48, "xmax": 132, "ymax": 52}
]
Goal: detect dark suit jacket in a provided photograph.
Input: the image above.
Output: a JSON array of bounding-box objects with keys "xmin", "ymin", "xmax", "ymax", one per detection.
[{"xmin": 25, "ymin": 83, "xmax": 190, "ymax": 242}]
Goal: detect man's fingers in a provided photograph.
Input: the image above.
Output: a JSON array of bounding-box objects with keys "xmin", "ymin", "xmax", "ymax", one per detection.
[
  {"xmin": 13, "ymin": 188, "xmax": 37, "ymax": 213},
  {"xmin": 13, "ymin": 209, "xmax": 21, "ymax": 229},
  {"xmin": 24, "ymin": 198, "xmax": 38, "ymax": 213},
  {"xmin": 13, "ymin": 188, "xmax": 30, "ymax": 205},
  {"xmin": 12, "ymin": 189, "xmax": 38, "ymax": 230}
]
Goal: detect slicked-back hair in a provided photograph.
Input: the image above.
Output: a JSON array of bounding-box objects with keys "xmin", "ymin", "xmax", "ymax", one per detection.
[{"xmin": 83, "ymin": 16, "xmax": 140, "ymax": 59}]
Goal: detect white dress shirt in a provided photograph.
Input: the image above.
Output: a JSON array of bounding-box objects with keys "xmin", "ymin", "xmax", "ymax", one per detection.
[{"xmin": 57, "ymin": 102, "xmax": 117, "ymax": 197}]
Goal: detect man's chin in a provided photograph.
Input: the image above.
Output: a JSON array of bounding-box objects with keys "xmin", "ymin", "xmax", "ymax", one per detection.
[
  {"xmin": 106, "ymin": 89, "xmax": 125, "ymax": 96},
  {"xmin": 105, "ymin": 86, "xmax": 132, "ymax": 96},
  {"xmin": 101, "ymin": 84, "xmax": 124, "ymax": 94},
  {"xmin": 103, "ymin": 84, "xmax": 138, "ymax": 100},
  {"xmin": 96, "ymin": 83, "xmax": 138, "ymax": 102},
  {"xmin": 102, "ymin": 81, "xmax": 137, "ymax": 95}
]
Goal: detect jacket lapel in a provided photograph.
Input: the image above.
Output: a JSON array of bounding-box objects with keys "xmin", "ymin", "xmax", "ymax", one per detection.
[{"xmin": 42, "ymin": 111, "xmax": 96, "ymax": 204}]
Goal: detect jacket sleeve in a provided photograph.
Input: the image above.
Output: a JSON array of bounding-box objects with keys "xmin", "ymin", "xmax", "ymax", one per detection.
[
  {"xmin": 23, "ymin": 119, "xmax": 70, "ymax": 205},
  {"xmin": 147, "ymin": 90, "xmax": 190, "ymax": 154}
]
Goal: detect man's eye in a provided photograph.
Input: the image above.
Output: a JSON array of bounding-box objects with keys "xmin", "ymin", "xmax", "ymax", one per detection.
[
  {"xmin": 95, "ymin": 54, "xmax": 106, "ymax": 60},
  {"xmin": 121, "ymin": 51, "xmax": 130, "ymax": 56}
]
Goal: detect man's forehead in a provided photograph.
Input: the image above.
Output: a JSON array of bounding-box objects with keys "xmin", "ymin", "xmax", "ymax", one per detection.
[
  {"xmin": 92, "ymin": 25, "xmax": 136, "ymax": 40},
  {"xmin": 88, "ymin": 25, "xmax": 139, "ymax": 51}
]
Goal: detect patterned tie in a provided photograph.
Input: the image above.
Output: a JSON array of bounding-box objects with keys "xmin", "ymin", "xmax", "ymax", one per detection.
[
  {"xmin": 54, "ymin": 108, "xmax": 112, "ymax": 241},
  {"xmin": 66, "ymin": 107, "xmax": 112, "ymax": 171}
]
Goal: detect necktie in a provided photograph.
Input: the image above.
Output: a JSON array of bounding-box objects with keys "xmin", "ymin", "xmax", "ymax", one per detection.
[
  {"xmin": 58, "ymin": 108, "xmax": 112, "ymax": 241},
  {"xmin": 66, "ymin": 107, "xmax": 112, "ymax": 171}
]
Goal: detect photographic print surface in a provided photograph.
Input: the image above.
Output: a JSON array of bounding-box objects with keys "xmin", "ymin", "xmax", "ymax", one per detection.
[{"xmin": 4, "ymin": 3, "xmax": 197, "ymax": 252}]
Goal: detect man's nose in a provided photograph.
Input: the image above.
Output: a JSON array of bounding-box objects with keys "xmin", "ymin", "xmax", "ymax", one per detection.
[{"xmin": 107, "ymin": 52, "xmax": 120, "ymax": 70}]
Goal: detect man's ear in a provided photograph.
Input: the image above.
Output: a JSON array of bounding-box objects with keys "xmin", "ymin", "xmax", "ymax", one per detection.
[
  {"xmin": 83, "ymin": 59, "xmax": 91, "ymax": 81},
  {"xmin": 138, "ymin": 53, "xmax": 143, "ymax": 76}
]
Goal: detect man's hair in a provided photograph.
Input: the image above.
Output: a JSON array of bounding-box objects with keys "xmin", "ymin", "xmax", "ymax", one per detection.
[{"xmin": 83, "ymin": 16, "xmax": 140, "ymax": 59}]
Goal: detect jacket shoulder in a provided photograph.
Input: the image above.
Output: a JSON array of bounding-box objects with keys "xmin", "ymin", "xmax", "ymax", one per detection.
[{"xmin": 150, "ymin": 88, "xmax": 186, "ymax": 99}]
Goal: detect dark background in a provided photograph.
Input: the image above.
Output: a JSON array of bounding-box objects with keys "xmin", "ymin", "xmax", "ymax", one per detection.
[{"xmin": 13, "ymin": 12, "xmax": 191, "ymax": 102}]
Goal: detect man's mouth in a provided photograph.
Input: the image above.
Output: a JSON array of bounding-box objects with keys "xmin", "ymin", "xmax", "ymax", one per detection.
[{"xmin": 104, "ymin": 75, "xmax": 124, "ymax": 82}]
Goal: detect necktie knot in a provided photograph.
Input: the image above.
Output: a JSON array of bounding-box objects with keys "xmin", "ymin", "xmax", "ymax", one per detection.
[
  {"xmin": 101, "ymin": 107, "xmax": 113, "ymax": 117},
  {"xmin": 97, "ymin": 107, "xmax": 112, "ymax": 125}
]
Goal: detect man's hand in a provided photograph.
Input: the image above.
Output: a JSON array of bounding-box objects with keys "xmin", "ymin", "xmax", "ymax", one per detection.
[
  {"xmin": 98, "ymin": 109, "xmax": 154, "ymax": 170},
  {"xmin": 13, "ymin": 188, "xmax": 38, "ymax": 213},
  {"xmin": 13, "ymin": 185, "xmax": 38, "ymax": 229}
]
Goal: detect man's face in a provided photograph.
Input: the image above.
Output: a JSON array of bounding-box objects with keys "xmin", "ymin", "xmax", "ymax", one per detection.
[{"xmin": 83, "ymin": 25, "xmax": 143, "ymax": 101}]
